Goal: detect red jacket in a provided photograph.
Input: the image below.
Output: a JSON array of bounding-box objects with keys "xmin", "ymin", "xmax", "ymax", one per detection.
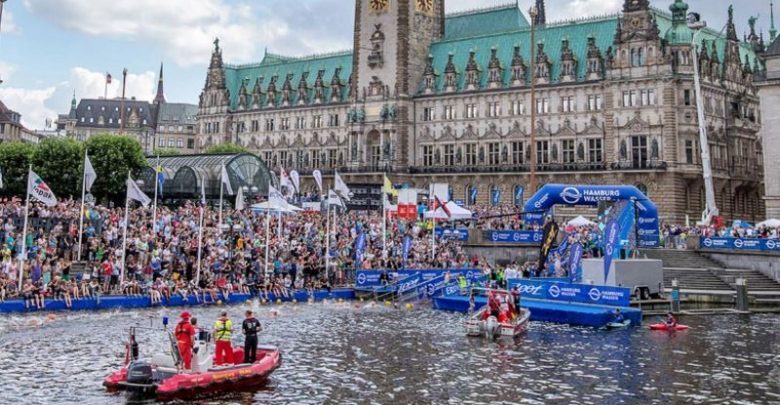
[{"xmin": 175, "ymin": 321, "xmax": 195, "ymax": 344}]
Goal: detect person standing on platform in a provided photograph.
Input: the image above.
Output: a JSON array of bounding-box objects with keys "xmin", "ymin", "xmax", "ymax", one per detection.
[
  {"xmin": 214, "ymin": 311, "xmax": 233, "ymax": 365},
  {"xmin": 242, "ymin": 310, "xmax": 262, "ymax": 363}
]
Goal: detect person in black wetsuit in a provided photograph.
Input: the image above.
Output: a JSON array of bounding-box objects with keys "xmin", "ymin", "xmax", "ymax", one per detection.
[{"xmin": 242, "ymin": 310, "xmax": 262, "ymax": 363}]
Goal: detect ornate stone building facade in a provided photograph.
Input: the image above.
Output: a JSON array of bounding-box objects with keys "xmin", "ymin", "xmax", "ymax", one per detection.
[{"xmin": 197, "ymin": 0, "xmax": 765, "ymax": 222}]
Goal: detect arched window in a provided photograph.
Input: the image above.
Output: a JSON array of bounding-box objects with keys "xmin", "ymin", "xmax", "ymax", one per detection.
[
  {"xmin": 513, "ymin": 185, "xmax": 525, "ymax": 206},
  {"xmin": 636, "ymin": 183, "xmax": 648, "ymax": 196},
  {"xmin": 467, "ymin": 185, "xmax": 478, "ymax": 206},
  {"xmin": 490, "ymin": 185, "xmax": 502, "ymax": 206}
]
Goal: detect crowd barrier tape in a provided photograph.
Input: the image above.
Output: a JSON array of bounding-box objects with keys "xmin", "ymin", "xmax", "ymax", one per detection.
[
  {"xmin": 507, "ymin": 278, "xmax": 631, "ymax": 307},
  {"xmin": 484, "ymin": 230, "xmax": 544, "ymax": 244},
  {"xmin": 355, "ymin": 269, "xmax": 481, "ymax": 288},
  {"xmin": 699, "ymin": 236, "xmax": 780, "ymax": 252}
]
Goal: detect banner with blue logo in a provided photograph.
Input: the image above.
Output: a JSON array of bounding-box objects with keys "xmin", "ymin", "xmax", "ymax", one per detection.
[
  {"xmin": 435, "ymin": 228, "xmax": 469, "ymax": 241},
  {"xmin": 569, "ymin": 242, "xmax": 584, "ymax": 283},
  {"xmin": 514, "ymin": 186, "xmax": 524, "ymax": 206},
  {"xmin": 603, "ymin": 220, "xmax": 620, "ymax": 284},
  {"xmin": 485, "ymin": 230, "xmax": 544, "ymax": 244},
  {"xmin": 402, "ymin": 235, "xmax": 412, "ymax": 267},
  {"xmin": 699, "ymin": 237, "xmax": 780, "ymax": 251},
  {"xmin": 355, "ymin": 268, "xmax": 481, "ymax": 288},
  {"xmin": 491, "ymin": 187, "xmax": 501, "ymax": 206},
  {"xmin": 397, "ymin": 273, "xmax": 422, "ymax": 294},
  {"xmin": 523, "ymin": 184, "xmax": 659, "ymax": 247},
  {"xmin": 507, "ymin": 279, "xmax": 631, "ymax": 307},
  {"xmin": 469, "ymin": 187, "xmax": 478, "ymax": 205},
  {"xmin": 355, "ymin": 232, "xmax": 366, "ymax": 265}
]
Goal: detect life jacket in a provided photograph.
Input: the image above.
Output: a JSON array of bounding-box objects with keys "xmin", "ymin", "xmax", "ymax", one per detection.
[
  {"xmin": 214, "ymin": 318, "xmax": 233, "ymax": 341},
  {"xmin": 175, "ymin": 321, "xmax": 193, "ymax": 342}
]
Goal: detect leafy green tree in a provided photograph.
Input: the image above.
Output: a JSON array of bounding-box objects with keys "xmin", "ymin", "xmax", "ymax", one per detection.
[
  {"xmin": 152, "ymin": 148, "xmax": 181, "ymax": 156},
  {"xmin": 205, "ymin": 143, "xmax": 248, "ymax": 154},
  {"xmin": 0, "ymin": 141, "xmax": 37, "ymax": 197},
  {"xmin": 32, "ymin": 137, "xmax": 84, "ymax": 199},
  {"xmin": 84, "ymin": 134, "xmax": 147, "ymax": 201}
]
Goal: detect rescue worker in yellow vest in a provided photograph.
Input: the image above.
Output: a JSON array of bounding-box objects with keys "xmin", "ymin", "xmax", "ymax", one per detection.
[
  {"xmin": 214, "ymin": 311, "xmax": 233, "ymax": 365},
  {"xmin": 458, "ymin": 274, "xmax": 468, "ymax": 295}
]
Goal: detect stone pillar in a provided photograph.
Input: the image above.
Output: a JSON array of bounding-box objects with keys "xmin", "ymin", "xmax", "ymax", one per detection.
[
  {"xmin": 670, "ymin": 278, "xmax": 681, "ymax": 313},
  {"xmin": 735, "ymin": 277, "xmax": 749, "ymax": 312}
]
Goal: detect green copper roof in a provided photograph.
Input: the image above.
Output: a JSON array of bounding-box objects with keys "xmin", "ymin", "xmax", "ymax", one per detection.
[
  {"xmin": 428, "ymin": 15, "xmax": 619, "ymax": 91},
  {"xmin": 444, "ymin": 4, "xmax": 530, "ymax": 40},
  {"xmin": 224, "ymin": 50, "xmax": 353, "ymax": 110}
]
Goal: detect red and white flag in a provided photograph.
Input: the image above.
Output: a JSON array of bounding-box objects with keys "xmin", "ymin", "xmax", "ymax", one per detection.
[{"xmin": 27, "ymin": 170, "xmax": 58, "ymax": 207}]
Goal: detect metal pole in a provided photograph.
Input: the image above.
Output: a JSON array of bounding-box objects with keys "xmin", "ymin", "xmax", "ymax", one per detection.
[
  {"xmin": 120, "ymin": 171, "xmax": 131, "ymax": 284},
  {"xmin": 152, "ymin": 155, "xmax": 159, "ymax": 237},
  {"xmin": 0, "ymin": 1, "xmax": 6, "ymax": 50},
  {"xmin": 691, "ymin": 29, "xmax": 718, "ymax": 224},
  {"xmin": 264, "ymin": 210, "xmax": 270, "ymax": 278},
  {"xmin": 325, "ymin": 202, "xmax": 331, "ymax": 277},
  {"xmin": 120, "ymin": 68, "xmax": 127, "ymax": 134},
  {"xmin": 77, "ymin": 149, "xmax": 88, "ymax": 262},
  {"xmin": 218, "ymin": 164, "xmax": 224, "ymax": 229},
  {"xmin": 17, "ymin": 165, "xmax": 31, "ymax": 290},
  {"xmin": 529, "ymin": 6, "xmax": 538, "ymax": 193},
  {"xmin": 195, "ymin": 202, "xmax": 204, "ymax": 285}
]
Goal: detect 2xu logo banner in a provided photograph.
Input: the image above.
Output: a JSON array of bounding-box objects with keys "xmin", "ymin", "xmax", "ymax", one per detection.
[
  {"xmin": 355, "ymin": 269, "xmax": 481, "ymax": 288},
  {"xmin": 699, "ymin": 237, "xmax": 780, "ymax": 251},
  {"xmin": 507, "ymin": 279, "xmax": 631, "ymax": 307}
]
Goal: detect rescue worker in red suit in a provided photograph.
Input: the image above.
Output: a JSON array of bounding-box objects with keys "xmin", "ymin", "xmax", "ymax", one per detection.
[
  {"xmin": 485, "ymin": 291, "xmax": 501, "ymax": 320},
  {"xmin": 174, "ymin": 311, "xmax": 196, "ymax": 370}
]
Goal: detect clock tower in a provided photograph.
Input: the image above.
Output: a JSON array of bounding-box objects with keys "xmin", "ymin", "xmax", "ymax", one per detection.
[{"xmin": 349, "ymin": 0, "xmax": 444, "ymax": 170}]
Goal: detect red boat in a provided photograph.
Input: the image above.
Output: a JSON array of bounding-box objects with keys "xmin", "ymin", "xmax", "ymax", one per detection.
[
  {"xmin": 104, "ymin": 326, "xmax": 281, "ymax": 400},
  {"xmin": 648, "ymin": 323, "xmax": 689, "ymax": 331}
]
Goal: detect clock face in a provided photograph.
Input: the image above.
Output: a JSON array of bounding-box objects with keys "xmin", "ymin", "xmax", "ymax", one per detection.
[
  {"xmin": 416, "ymin": 0, "xmax": 434, "ymax": 14},
  {"xmin": 369, "ymin": 0, "xmax": 389, "ymax": 12}
]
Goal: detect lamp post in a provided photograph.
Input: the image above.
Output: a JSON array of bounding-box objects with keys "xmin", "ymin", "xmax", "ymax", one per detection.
[
  {"xmin": 0, "ymin": 0, "xmax": 7, "ymax": 86},
  {"xmin": 529, "ymin": 5, "xmax": 539, "ymax": 193},
  {"xmin": 688, "ymin": 12, "xmax": 720, "ymax": 225}
]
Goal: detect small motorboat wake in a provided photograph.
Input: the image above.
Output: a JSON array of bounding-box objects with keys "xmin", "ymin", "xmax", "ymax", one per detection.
[
  {"xmin": 464, "ymin": 288, "xmax": 531, "ymax": 339},
  {"xmin": 104, "ymin": 316, "xmax": 281, "ymax": 401}
]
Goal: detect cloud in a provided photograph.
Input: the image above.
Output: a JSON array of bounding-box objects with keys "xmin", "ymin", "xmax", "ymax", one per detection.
[
  {"xmin": 69, "ymin": 67, "xmax": 157, "ymax": 102},
  {"xmin": 1, "ymin": 9, "xmax": 19, "ymax": 33},
  {"xmin": 0, "ymin": 62, "xmax": 15, "ymax": 81},
  {"xmin": 561, "ymin": 0, "xmax": 622, "ymax": 18},
  {"xmin": 0, "ymin": 86, "xmax": 57, "ymax": 129},
  {"xmin": 22, "ymin": 0, "xmax": 293, "ymax": 66}
]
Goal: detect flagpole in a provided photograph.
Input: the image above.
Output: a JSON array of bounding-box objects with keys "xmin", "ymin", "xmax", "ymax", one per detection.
[
  {"xmin": 382, "ymin": 192, "xmax": 387, "ymax": 260},
  {"xmin": 195, "ymin": 201, "xmax": 204, "ymax": 286},
  {"xmin": 77, "ymin": 149, "xmax": 88, "ymax": 262},
  {"xmin": 430, "ymin": 188, "xmax": 436, "ymax": 261},
  {"xmin": 264, "ymin": 183, "xmax": 271, "ymax": 278},
  {"xmin": 18, "ymin": 165, "xmax": 32, "ymax": 290},
  {"xmin": 120, "ymin": 171, "xmax": 131, "ymax": 285},
  {"xmin": 325, "ymin": 200, "xmax": 331, "ymax": 278},
  {"xmin": 219, "ymin": 164, "xmax": 224, "ymax": 229},
  {"xmin": 152, "ymin": 155, "xmax": 159, "ymax": 237}
]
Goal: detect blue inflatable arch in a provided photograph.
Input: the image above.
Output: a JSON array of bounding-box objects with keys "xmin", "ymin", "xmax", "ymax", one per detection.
[{"xmin": 523, "ymin": 184, "xmax": 659, "ymax": 247}]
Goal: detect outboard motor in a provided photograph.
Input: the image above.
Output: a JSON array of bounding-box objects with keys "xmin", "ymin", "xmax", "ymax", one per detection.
[
  {"xmin": 485, "ymin": 316, "xmax": 499, "ymax": 339},
  {"xmin": 126, "ymin": 360, "xmax": 154, "ymax": 387}
]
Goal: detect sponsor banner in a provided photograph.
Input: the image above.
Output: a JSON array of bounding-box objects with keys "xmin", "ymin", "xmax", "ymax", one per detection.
[
  {"xmin": 397, "ymin": 273, "xmax": 422, "ymax": 294},
  {"xmin": 485, "ymin": 230, "xmax": 544, "ymax": 244},
  {"xmin": 507, "ymin": 279, "xmax": 631, "ymax": 307},
  {"xmin": 355, "ymin": 269, "xmax": 481, "ymax": 288},
  {"xmin": 699, "ymin": 237, "xmax": 780, "ymax": 251},
  {"xmin": 603, "ymin": 220, "xmax": 620, "ymax": 283},
  {"xmin": 435, "ymin": 228, "xmax": 469, "ymax": 241}
]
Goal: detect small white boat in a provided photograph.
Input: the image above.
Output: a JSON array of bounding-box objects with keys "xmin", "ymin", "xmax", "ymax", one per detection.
[{"xmin": 464, "ymin": 289, "xmax": 531, "ymax": 339}]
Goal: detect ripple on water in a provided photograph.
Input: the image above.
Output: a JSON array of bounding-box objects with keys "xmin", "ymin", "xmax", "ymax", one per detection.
[{"xmin": 0, "ymin": 306, "xmax": 777, "ymax": 404}]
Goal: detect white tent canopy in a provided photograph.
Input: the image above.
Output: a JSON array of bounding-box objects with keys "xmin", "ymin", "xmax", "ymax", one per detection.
[
  {"xmin": 250, "ymin": 201, "xmax": 303, "ymax": 213},
  {"xmin": 424, "ymin": 201, "xmax": 473, "ymax": 220},
  {"xmin": 757, "ymin": 218, "xmax": 780, "ymax": 228},
  {"xmin": 566, "ymin": 215, "xmax": 595, "ymax": 227}
]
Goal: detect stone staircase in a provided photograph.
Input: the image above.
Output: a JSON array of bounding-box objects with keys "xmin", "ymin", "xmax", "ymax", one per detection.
[
  {"xmin": 662, "ymin": 268, "xmax": 733, "ymax": 291},
  {"xmin": 710, "ymin": 269, "xmax": 780, "ymax": 293},
  {"xmin": 640, "ymin": 249, "xmax": 724, "ymax": 269}
]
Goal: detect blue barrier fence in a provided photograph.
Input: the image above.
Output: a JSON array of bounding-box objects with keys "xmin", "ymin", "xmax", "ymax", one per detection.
[
  {"xmin": 507, "ymin": 279, "xmax": 631, "ymax": 307},
  {"xmin": 355, "ymin": 269, "xmax": 481, "ymax": 288},
  {"xmin": 699, "ymin": 236, "xmax": 780, "ymax": 252},
  {"xmin": 484, "ymin": 230, "xmax": 544, "ymax": 244}
]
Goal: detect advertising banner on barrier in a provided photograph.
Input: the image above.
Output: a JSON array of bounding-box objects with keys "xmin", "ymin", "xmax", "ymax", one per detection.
[
  {"xmin": 485, "ymin": 230, "xmax": 544, "ymax": 244},
  {"xmin": 355, "ymin": 269, "xmax": 482, "ymax": 288},
  {"xmin": 507, "ymin": 279, "xmax": 631, "ymax": 307},
  {"xmin": 699, "ymin": 236, "xmax": 780, "ymax": 252},
  {"xmin": 435, "ymin": 228, "xmax": 469, "ymax": 241}
]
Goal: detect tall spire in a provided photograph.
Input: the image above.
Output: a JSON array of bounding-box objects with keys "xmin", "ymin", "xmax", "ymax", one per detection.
[
  {"xmin": 726, "ymin": 5, "xmax": 739, "ymax": 41},
  {"xmin": 772, "ymin": 1, "xmax": 778, "ymax": 42},
  {"xmin": 534, "ymin": 0, "xmax": 546, "ymax": 26},
  {"xmin": 154, "ymin": 62, "xmax": 166, "ymax": 104},
  {"xmin": 68, "ymin": 90, "xmax": 77, "ymax": 119}
]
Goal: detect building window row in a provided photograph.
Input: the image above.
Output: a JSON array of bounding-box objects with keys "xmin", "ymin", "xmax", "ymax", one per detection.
[{"xmin": 419, "ymin": 139, "xmax": 603, "ymax": 167}]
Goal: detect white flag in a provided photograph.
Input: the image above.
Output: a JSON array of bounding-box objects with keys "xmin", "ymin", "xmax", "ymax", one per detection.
[
  {"xmin": 327, "ymin": 189, "xmax": 345, "ymax": 208},
  {"xmin": 0, "ymin": 168, "xmax": 4, "ymax": 189},
  {"xmin": 235, "ymin": 185, "xmax": 245, "ymax": 210},
  {"xmin": 200, "ymin": 180, "xmax": 206, "ymax": 206},
  {"xmin": 289, "ymin": 170, "xmax": 300, "ymax": 194},
  {"xmin": 268, "ymin": 184, "xmax": 287, "ymax": 208},
  {"xmin": 126, "ymin": 177, "xmax": 151, "ymax": 207},
  {"xmin": 27, "ymin": 170, "xmax": 58, "ymax": 207},
  {"xmin": 312, "ymin": 169, "xmax": 323, "ymax": 194},
  {"xmin": 84, "ymin": 154, "xmax": 97, "ymax": 193},
  {"xmin": 220, "ymin": 164, "xmax": 234, "ymax": 195},
  {"xmin": 334, "ymin": 171, "xmax": 351, "ymax": 201}
]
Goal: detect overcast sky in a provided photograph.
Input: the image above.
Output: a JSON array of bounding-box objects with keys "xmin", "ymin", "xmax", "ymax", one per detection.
[{"xmin": 0, "ymin": 0, "xmax": 771, "ymax": 129}]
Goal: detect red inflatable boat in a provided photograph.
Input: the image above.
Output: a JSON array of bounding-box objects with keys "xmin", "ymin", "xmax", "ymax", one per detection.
[
  {"xmin": 648, "ymin": 323, "xmax": 689, "ymax": 331},
  {"xmin": 104, "ymin": 327, "xmax": 281, "ymax": 400}
]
